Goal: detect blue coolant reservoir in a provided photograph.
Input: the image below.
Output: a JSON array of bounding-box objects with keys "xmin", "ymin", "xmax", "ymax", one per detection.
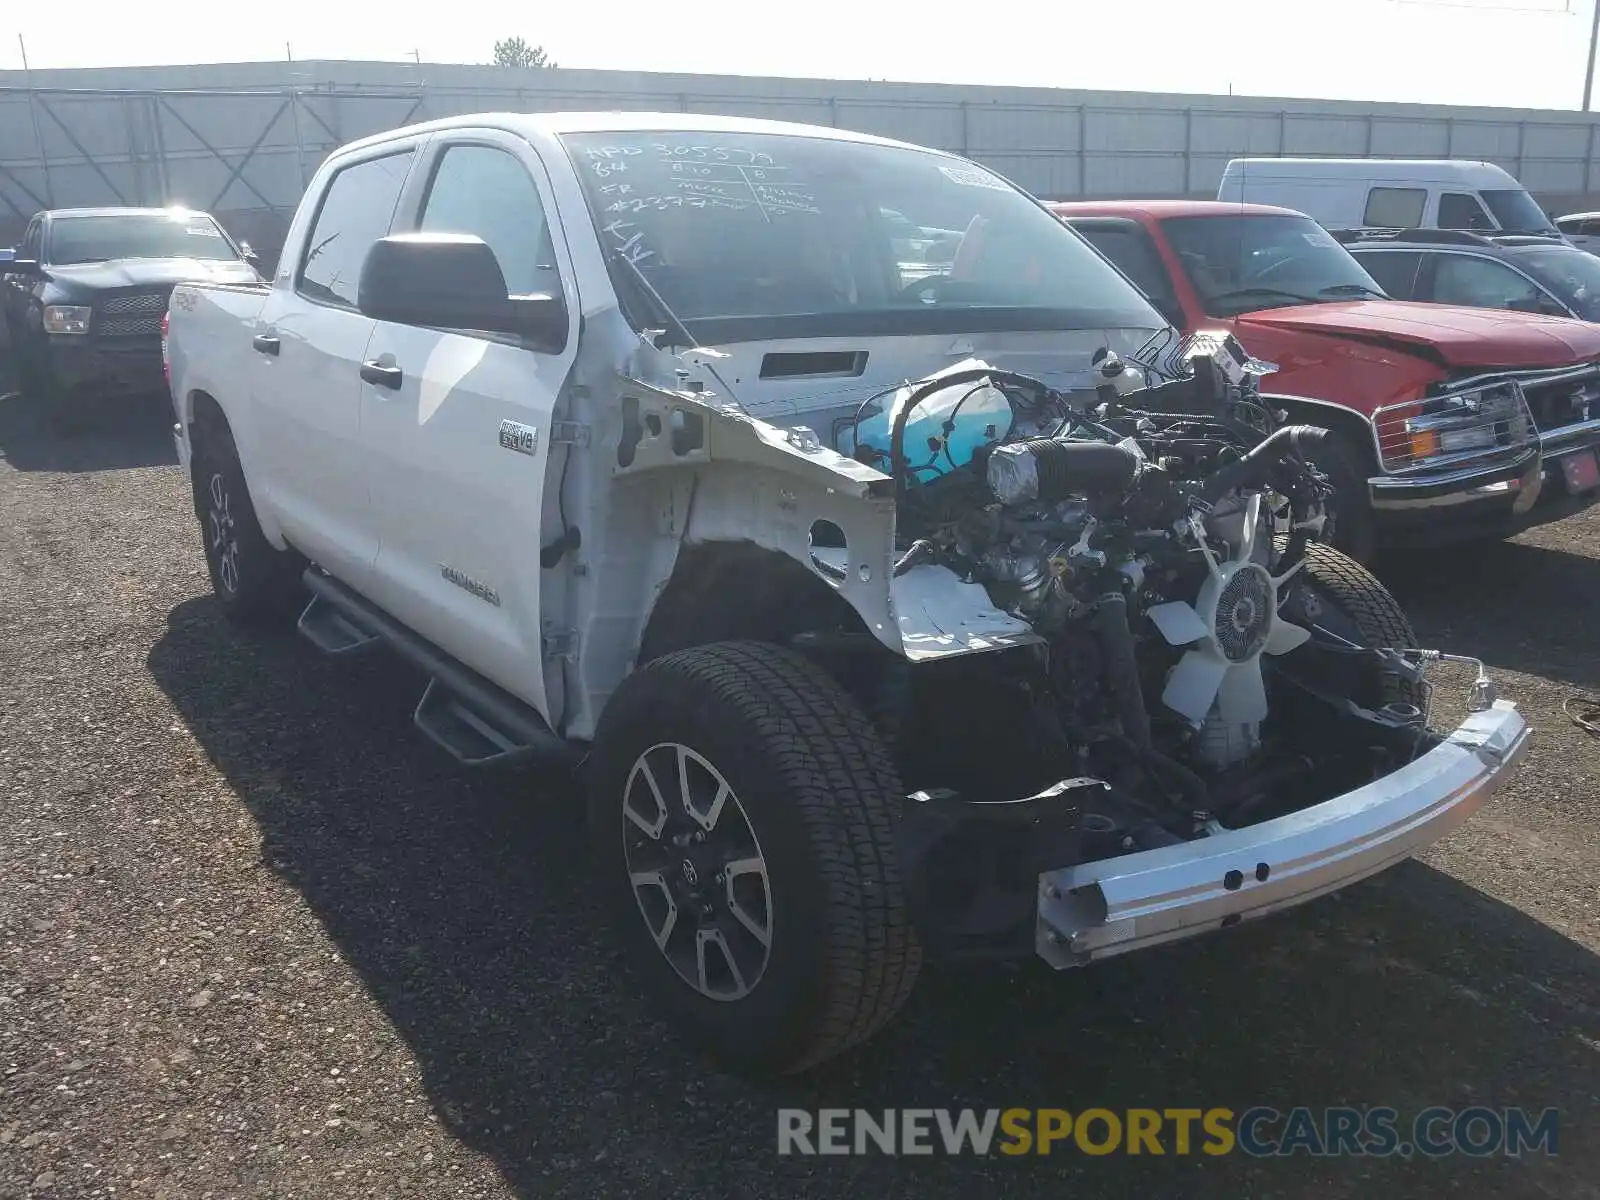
[{"xmin": 838, "ymin": 377, "xmax": 1014, "ymax": 481}]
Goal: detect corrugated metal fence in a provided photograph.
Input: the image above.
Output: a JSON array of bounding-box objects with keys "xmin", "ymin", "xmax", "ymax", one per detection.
[{"xmin": 5, "ymin": 61, "xmax": 1600, "ymax": 264}]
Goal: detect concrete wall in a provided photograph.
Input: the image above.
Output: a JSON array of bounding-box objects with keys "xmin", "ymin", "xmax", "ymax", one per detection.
[{"xmin": 5, "ymin": 60, "xmax": 1600, "ymax": 262}]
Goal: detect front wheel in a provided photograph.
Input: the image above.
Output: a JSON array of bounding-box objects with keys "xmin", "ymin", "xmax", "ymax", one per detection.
[
  {"xmin": 12, "ymin": 337, "xmax": 83, "ymax": 434},
  {"xmin": 587, "ymin": 640, "xmax": 922, "ymax": 1075},
  {"xmin": 1280, "ymin": 542, "xmax": 1422, "ymax": 710}
]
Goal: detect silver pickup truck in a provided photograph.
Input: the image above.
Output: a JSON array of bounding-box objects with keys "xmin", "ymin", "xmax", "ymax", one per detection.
[{"xmin": 163, "ymin": 111, "xmax": 1530, "ymax": 1075}]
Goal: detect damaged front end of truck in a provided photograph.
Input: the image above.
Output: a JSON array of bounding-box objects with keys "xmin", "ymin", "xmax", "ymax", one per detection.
[{"xmin": 570, "ymin": 320, "xmax": 1530, "ymax": 973}]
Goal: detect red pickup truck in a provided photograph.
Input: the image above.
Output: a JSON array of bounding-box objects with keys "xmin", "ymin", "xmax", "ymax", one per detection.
[{"xmin": 1053, "ymin": 200, "xmax": 1600, "ymax": 560}]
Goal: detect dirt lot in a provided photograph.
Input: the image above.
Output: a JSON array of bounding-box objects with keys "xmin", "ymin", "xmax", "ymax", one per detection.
[{"xmin": 1, "ymin": 390, "xmax": 1597, "ymax": 1200}]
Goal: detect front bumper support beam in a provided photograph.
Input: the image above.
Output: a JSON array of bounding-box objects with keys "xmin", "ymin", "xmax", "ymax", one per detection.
[{"xmin": 1034, "ymin": 700, "xmax": 1529, "ymax": 966}]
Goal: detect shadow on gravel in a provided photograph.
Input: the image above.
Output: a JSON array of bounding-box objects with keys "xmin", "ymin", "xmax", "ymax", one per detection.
[
  {"xmin": 147, "ymin": 596, "xmax": 1600, "ymax": 1199},
  {"xmin": 0, "ymin": 388, "xmax": 178, "ymax": 473},
  {"xmin": 1378, "ymin": 539, "xmax": 1600, "ymax": 692}
]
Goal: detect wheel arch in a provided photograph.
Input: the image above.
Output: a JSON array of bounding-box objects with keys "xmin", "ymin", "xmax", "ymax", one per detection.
[
  {"xmin": 636, "ymin": 539, "xmax": 877, "ymax": 666},
  {"xmin": 1262, "ymin": 392, "xmax": 1381, "ymax": 472},
  {"xmin": 184, "ymin": 387, "xmax": 292, "ymax": 552}
]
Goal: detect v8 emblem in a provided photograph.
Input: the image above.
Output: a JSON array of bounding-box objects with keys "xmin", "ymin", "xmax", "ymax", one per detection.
[{"xmin": 498, "ymin": 419, "xmax": 539, "ymax": 456}]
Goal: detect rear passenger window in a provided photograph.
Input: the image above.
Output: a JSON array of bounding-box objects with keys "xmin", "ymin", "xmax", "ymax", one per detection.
[
  {"xmin": 1439, "ymin": 193, "xmax": 1494, "ymax": 231},
  {"xmin": 1354, "ymin": 250, "xmax": 1423, "ymax": 300},
  {"xmin": 419, "ymin": 144, "xmax": 559, "ymax": 296},
  {"xmin": 1364, "ymin": 188, "xmax": 1426, "ymax": 229},
  {"xmin": 297, "ymin": 150, "xmax": 415, "ymax": 308}
]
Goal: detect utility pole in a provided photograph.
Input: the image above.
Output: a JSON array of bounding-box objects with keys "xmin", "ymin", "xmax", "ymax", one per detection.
[
  {"xmin": 19, "ymin": 34, "xmax": 55, "ymax": 207},
  {"xmin": 1586, "ymin": 0, "xmax": 1600, "ymax": 109}
]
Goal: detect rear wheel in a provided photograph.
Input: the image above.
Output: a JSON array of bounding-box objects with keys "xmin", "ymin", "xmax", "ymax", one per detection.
[
  {"xmin": 587, "ymin": 640, "xmax": 921, "ymax": 1075},
  {"xmin": 191, "ymin": 418, "xmax": 305, "ymax": 626}
]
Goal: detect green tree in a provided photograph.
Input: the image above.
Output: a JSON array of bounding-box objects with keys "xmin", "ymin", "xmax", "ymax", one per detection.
[{"xmin": 492, "ymin": 37, "xmax": 556, "ymax": 69}]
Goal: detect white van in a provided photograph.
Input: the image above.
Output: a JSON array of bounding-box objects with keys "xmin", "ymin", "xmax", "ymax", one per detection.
[{"xmin": 1216, "ymin": 158, "xmax": 1560, "ymax": 236}]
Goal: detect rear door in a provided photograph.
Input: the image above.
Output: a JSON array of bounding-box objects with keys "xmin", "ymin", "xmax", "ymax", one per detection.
[
  {"xmin": 250, "ymin": 144, "xmax": 419, "ymax": 589},
  {"xmin": 355, "ymin": 130, "xmax": 582, "ymax": 721}
]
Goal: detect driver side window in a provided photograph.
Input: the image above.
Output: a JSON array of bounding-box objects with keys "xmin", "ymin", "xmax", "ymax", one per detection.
[{"xmin": 1429, "ymin": 254, "xmax": 1554, "ymax": 312}]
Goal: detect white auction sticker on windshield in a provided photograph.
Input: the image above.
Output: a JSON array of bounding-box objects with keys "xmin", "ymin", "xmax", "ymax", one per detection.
[
  {"xmin": 1302, "ymin": 230, "xmax": 1336, "ymax": 247},
  {"xmin": 940, "ymin": 164, "xmax": 1010, "ymax": 191}
]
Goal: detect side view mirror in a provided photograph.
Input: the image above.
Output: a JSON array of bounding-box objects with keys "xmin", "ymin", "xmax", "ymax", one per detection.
[
  {"xmin": 5, "ymin": 257, "xmax": 41, "ymax": 277},
  {"xmin": 357, "ymin": 233, "xmax": 568, "ymax": 352}
]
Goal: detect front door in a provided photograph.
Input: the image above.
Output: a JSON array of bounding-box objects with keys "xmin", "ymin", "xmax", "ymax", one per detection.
[{"xmin": 356, "ymin": 132, "xmax": 582, "ymax": 723}]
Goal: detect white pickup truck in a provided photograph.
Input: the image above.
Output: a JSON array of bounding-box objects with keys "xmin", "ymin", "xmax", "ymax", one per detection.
[{"xmin": 164, "ymin": 111, "xmax": 1530, "ymax": 1075}]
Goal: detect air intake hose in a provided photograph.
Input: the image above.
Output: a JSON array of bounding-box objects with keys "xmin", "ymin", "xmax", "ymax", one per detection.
[
  {"xmin": 987, "ymin": 438, "xmax": 1142, "ymax": 506},
  {"xmin": 1197, "ymin": 424, "xmax": 1330, "ymax": 508}
]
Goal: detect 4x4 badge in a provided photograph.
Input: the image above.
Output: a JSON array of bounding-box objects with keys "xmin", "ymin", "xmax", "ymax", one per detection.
[{"xmin": 498, "ymin": 419, "xmax": 538, "ymax": 456}]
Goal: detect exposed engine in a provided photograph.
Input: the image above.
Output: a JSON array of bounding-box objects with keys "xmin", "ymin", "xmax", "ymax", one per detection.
[{"xmin": 836, "ymin": 333, "xmax": 1364, "ymax": 841}]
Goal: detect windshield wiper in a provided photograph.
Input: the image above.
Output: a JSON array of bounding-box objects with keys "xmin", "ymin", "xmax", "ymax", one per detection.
[
  {"xmin": 607, "ymin": 250, "xmax": 698, "ymax": 351},
  {"xmin": 1318, "ymin": 283, "xmax": 1386, "ymax": 299},
  {"xmin": 1209, "ymin": 285, "xmax": 1322, "ymax": 308}
]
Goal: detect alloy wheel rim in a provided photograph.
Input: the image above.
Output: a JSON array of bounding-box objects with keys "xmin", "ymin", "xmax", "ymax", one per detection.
[
  {"xmin": 621, "ymin": 742, "xmax": 773, "ymax": 1002},
  {"xmin": 206, "ymin": 472, "xmax": 240, "ymax": 595}
]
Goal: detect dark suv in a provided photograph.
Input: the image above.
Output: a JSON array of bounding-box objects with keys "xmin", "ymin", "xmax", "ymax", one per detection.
[{"xmin": 1339, "ymin": 227, "xmax": 1600, "ymax": 323}]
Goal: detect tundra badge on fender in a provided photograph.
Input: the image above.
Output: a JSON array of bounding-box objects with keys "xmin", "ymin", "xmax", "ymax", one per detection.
[{"xmin": 498, "ymin": 419, "xmax": 538, "ymax": 456}]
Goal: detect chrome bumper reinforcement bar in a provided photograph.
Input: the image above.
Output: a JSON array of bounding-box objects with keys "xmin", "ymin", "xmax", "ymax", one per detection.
[{"xmin": 1036, "ymin": 700, "xmax": 1530, "ymax": 967}]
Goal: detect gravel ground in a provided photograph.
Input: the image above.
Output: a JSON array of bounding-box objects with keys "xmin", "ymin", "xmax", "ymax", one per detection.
[{"xmin": 1, "ymin": 388, "xmax": 1597, "ymax": 1199}]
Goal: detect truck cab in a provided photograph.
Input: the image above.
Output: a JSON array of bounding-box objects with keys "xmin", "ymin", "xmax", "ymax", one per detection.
[{"xmin": 1055, "ymin": 200, "xmax": 1600, "ymax": 559}]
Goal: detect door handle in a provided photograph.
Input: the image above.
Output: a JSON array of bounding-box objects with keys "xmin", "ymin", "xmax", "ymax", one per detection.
[
  {"xmin": 252, "ymin": 333, "xmax": 280, "ymax": 356},
  {"xmin": 360, "ymin": 360, "xmax": 403, "ymax": 390}
]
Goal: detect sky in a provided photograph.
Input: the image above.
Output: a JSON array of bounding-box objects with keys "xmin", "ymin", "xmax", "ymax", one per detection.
[{"xmin": 6, "ymin": 0, "xmax": 1600, "ymax": 113}]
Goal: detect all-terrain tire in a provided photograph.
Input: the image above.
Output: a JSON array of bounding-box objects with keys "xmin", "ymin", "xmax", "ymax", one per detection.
[
  {"xmin": 190, "ymin": 418, "xmax": 305, "ymax": 627},
  {"xmin": 587, "ymin": 640, "xmax": 922, "ymax": 1075},
  {"xmin": 1293, "ymin": 541, "xmax": 1422, "ymax": 709}
]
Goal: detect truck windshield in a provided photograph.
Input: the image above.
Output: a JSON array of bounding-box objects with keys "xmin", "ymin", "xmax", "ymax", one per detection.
[
  {"xmin": 1159, "ymin": 213, "xmax": 1389, "ymax": 318},
  {"xmin": 47, "ymin": 213, "xmax": 239, "ymax": 266},
  {"xmin": 1481, "ymin": 189, "xmax": 1559, "ymax": 236},
  {"xmin": 557, "ymin": 130, "xmax": 1166, "ymax": 344}
]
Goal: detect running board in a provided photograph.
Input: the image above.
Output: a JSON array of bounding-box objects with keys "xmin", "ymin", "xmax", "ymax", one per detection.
[
  {"xmin": 298, "ymin": 569, "xmax": 580, "ymax": 770},
  {"xmin": 297, "ymin": 594, "xmax": 382, "ymax": 655}
]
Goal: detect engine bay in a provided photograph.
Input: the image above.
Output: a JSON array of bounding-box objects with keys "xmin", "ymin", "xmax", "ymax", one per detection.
[{"xmin": 819, "ymin": 334, "xmax": 1459, "ymax": 879}]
